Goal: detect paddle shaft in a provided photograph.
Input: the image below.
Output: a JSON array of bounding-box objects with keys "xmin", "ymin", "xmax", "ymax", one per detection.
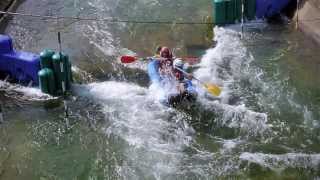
[
  {"xmin": 121, "ymin": 55, "xmax": 199, "ymax": 64},
  {"xmin": 174, "ymin": 67, "xmax": 205, "ymax": 85}
]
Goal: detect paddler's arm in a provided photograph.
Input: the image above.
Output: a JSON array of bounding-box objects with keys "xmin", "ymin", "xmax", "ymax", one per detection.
[{"xmin": 185, "ymin": 73, "xmax": 193, "ymax": 80}]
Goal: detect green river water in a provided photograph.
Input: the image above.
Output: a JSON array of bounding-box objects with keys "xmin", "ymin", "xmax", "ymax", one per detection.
[{"xmin": 0, "ymin": 0, "xmax": 320, "ymax": 179}]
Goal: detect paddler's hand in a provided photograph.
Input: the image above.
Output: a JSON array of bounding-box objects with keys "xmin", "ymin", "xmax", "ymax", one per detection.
[
  {"xmin": 186, "ymin": 74, "xmax": 193, "ymax": 80},
  {"xmin": 157, "ymin": 57, "xmax": 168, "ymax": 61}
]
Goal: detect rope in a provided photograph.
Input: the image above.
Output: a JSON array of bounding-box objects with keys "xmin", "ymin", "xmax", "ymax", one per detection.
[
  {"xmin": 1, "ymin": 10, "xmax": 320, "ymax": 26},
  {"xmin": 0, "ymin": 10, "xmax": 317, "ymax": 48},
  {"xmin": 0, "ymin": 10, "xmax": 215, "ymax": 25}
]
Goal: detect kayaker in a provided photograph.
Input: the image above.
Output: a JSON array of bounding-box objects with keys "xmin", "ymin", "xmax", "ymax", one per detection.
[
  {"xmin": 147, "ymin": 47, "xmax": 198, "ymax": 106},
  {"xmin": 158, "ymin": 46, "xmax": 174, "ymax": 77},
  {"xmin": 173, "ymin": 58, "xmax": 193, "ymax": 94}
]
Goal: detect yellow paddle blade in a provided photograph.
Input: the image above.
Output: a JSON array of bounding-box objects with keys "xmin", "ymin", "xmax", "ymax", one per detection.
[{"xmin": 204, "ymin": 83, "xmax": 221, "ymax": 96}]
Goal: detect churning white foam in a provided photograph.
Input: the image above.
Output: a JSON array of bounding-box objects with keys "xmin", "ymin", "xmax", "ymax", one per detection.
[
  {"xmin": 194, "ymin": 27, "xmax": 270, "ymax": 137},
  {"xmin": 0, "ymin": 80, "xmax": 54, "ymax": 101},
  {"xmin": 240, "ymin": 152, "xmax": 320, "ymax": 171},
  {"xmin": 74, "ymin": 81, "xmax": 194, "ymax": 179}
]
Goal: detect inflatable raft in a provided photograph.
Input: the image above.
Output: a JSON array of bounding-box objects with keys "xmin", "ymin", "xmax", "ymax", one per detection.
[{"xmin": 147, "ymin": 59, "xmax": 197, "ymax": 106}]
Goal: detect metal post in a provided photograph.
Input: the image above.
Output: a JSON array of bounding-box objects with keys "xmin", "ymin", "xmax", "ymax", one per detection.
[
  {"xmin": 296, "ymin": 0, "xmax": 299, "ymax": 30},
  {"xmin": 28, "ymin": 80, "xmax": 33, "ymax": 87},
  {"xmin": 241, "ymin": 0, "xmax": 244, "ymax": 38},
  {"xmin": 0, "ymin": 103, "xmax": 4, "ymax": 123},
  {"xmin": 4, "ymin": 75, "xmax": 9, "ymax": 82},
  {"xmin": 56, "ymin": 17, "xmax": 69, "ymax": 128},
  {"xmin": 58, "ymin": 32, "xmax": 69, "ymax": 120}
]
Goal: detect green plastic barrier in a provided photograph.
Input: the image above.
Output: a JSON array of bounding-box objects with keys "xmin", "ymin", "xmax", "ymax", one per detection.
[
  {"xmin": 52, "ymin": 52, "xmax": 70, "ymax": 94},
  {"xmin": 40, "ymin": 49, "xmax": 55, "ymax": 69},
  {"xmin": 245, "ymin": 0, "xmax": 256, "ymax": 20},
  {"xmin": 226, "ymin": 0, "xmax": 235, "ymax": 23},
  {"xmin": 38, "ymin": 50, "xmax": 73, "ymax": 95},
  {"xmin": 213, "ymin": 0, "xmax": 226, "ymax": 25},
  {"xmin": 234, "ymin": 0, "xmax": 242, "ymax": 21},
  {"xmin": 212, "ymin": 0, "xmax": 256, "ymax": 25},
  {"xmin": 52, "ymin": 52, "xmax": 73, "ymax": 93},
  {"xmin": 38, "ymin": 68, "xmax": 56, "ymax": 95},
  {"xmin": 64, "ymin": 55, "xmax": 72, "ymax": 90}
]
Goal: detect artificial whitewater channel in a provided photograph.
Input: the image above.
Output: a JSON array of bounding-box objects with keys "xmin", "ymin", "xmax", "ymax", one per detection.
[{"xmin": 0, "ymin": 0, "xmax": 320, "ymax": 179}]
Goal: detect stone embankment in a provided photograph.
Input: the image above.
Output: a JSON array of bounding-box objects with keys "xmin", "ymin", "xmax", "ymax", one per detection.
[{"xmin": 296, "ymin": 0, "xmax": 320, "ymax": 44}]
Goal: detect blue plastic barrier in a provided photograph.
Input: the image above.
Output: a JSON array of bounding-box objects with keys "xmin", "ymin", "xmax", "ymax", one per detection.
[
  {"xmin": 0, "ymin": 35, "xmax": 13, "ymax": 54},
  {"xmin": 0, "ymin": 35, "xmax": 40, "ymax": 85},
  {"xmin": 256, "ymin": 0, "xmax": 291, "ymax": 18}
]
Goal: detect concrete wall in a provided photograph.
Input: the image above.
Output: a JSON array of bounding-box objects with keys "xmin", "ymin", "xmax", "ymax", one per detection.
[{"xmin": 296, "ymin": 0, "xmax": 320, "ymax": 45}]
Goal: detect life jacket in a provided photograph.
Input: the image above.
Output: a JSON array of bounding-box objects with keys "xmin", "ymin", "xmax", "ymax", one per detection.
[
  {"xmin": 173, "ymin": 68, "xmax": 185, "ymax": 82},
  {"xmin": 159, "ymin": 58, "xmax": 173, "ymax": 76}
]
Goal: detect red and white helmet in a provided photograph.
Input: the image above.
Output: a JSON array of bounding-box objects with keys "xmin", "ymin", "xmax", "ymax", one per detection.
[{"xmin": 159, "ymin": 47, "xmax": 172, "ymax": 59}]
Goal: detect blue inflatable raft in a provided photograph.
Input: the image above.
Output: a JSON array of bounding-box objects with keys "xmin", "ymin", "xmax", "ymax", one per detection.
[
  {"xmin": 147, "ymin": 59, "xmax": 197, "ymax": 106},
  {"xmin": 0, "ymin": 35, "xmax": 40, "ymax": 85}
]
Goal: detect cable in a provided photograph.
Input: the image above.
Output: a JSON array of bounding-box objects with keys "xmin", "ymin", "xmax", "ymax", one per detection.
[
  {"xmin": 0, "ymin": 10, "xmax": 215, "ymax": 25},
  {"xmin": 2, "ymin": 10, "xmax": 320, "ymax": 26},
  {"xmin": 0, "ymin": 10, "xmax": 317, "ymax": 48}
]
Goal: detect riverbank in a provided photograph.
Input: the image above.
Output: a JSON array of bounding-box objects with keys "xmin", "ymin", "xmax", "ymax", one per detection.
[{"xmin": 296, "ymin": 0, "xmax": 320, "ymax": 45}]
